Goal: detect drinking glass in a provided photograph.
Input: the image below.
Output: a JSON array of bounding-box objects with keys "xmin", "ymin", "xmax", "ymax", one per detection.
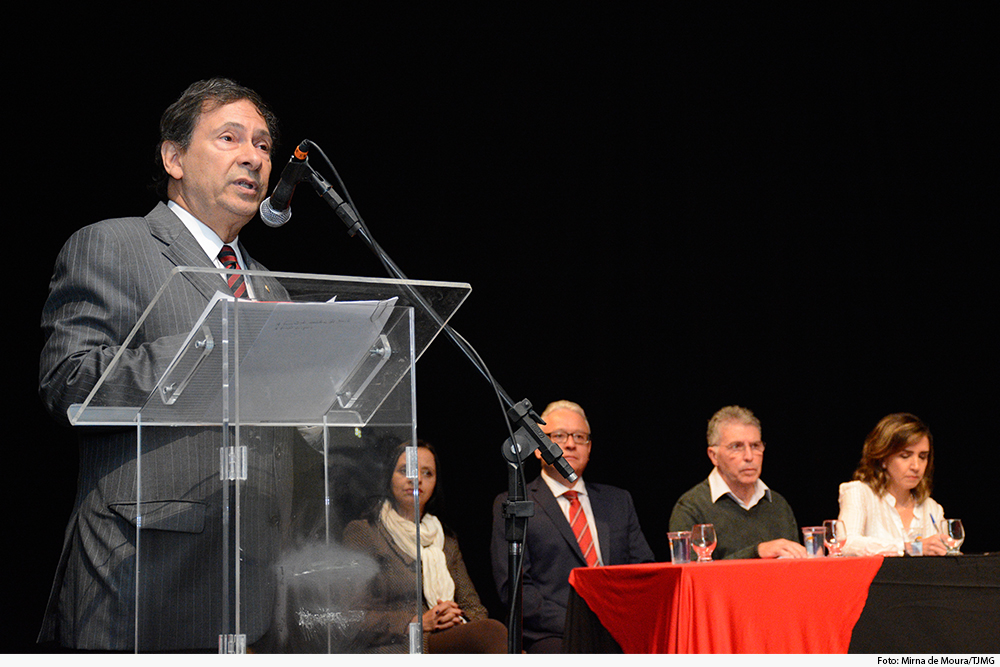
[
  {"xmin": 690, "ymin": 524, "xmax": 717, "ymax": 562},
  {"xmin": 802, "ymin": 527, "xmax": 825, "ymax": 557},
  {"xmin": 945, "ymin": 519, "xmax": 965, "ymax": 555},
  {"xmin": 823, "ymin": 519, "xmax": 846, "ymax": 557},
  {"xmin": 667, "ymin": 531, "xmax": 691, "ymax": 564}
]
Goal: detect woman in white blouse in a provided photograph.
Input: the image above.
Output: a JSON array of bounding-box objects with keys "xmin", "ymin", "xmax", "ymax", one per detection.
[{"xmin": 838, "ymin": 413, "xmax": 950, "ymax": 557}]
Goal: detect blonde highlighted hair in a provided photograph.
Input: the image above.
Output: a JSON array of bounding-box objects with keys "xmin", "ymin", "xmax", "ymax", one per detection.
[{"xmin": 853, "ymin": 413, "xmax": 934, "ymax": 503}]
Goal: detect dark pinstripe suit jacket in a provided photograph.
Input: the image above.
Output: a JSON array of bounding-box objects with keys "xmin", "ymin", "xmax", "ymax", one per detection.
[{"xmin": 38, "ymin": 202, "xmax": 293, "ymax": 651}]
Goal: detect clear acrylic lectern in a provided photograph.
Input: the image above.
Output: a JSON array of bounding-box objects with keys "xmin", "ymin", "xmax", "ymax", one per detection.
[{"xmin": 68, "ymin": 266, "xmax": 471, "ymax": 653}]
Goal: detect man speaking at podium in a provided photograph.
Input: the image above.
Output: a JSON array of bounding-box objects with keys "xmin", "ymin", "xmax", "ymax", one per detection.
[{"xmin": 38, "ymin": 78, "xmax": 292, "ymax": 651}]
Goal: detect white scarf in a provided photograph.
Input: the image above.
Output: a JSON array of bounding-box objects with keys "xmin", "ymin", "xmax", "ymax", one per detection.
[{"xmin": 379, "ymin": 500, "xmax": 455, "ymax": 609}]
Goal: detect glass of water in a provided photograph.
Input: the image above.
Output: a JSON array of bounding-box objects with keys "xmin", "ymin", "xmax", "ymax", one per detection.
[
  {"xmin": 802, "ymin": 526, "xmax": 825, "ymax": 557},
  {"xmin": 667, "ymin": 531, "xmax": 691, "ymax": 564}
]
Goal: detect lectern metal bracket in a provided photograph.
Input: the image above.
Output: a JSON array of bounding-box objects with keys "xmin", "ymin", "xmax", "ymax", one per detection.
[
  {"xmin": 158, "ymin": 325, "xmax": 215, "ymax": 405},
  {"xmin": 336, "ymin": 333, "xmax": 392, "ymax": 409}
]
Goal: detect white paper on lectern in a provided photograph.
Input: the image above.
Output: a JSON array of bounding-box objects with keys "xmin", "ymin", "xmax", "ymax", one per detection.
[
  {"xmin": 154, "ymin": 291, "xmax": 398, "ymax": 423},
  {"xmin": 237, "ymin": 294, "xmax": 398, "ymax": 420}
]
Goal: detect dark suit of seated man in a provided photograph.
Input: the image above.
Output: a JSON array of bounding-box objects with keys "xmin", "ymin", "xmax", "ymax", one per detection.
[{"xmin": 491, "ymin": 400, "xmax": 654, "ymax": 653}]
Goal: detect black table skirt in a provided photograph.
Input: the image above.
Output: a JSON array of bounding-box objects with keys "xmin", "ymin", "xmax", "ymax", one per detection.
[{"xmin": 848, "ymin": 553, "xmax": 1000, "ymax": 653}]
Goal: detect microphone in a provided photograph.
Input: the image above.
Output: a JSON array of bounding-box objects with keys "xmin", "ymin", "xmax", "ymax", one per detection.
[{"xmin": 259, "ymin": 140, "xmax": 313, "ymax": 227}]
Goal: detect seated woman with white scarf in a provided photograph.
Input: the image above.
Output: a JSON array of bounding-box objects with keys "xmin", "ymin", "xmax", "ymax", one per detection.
[{"xmin": 342, "ymin": 441, "xmax": 507, "ymax": 653}]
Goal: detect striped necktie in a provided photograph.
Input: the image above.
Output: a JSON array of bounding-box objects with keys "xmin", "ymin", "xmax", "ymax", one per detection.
[
  {"xmin": 218, "ymin": 244, "xmax": 247, "ymax": 298},
  {"xmin": 563, "ymin": 490, "xmax": 598, "ymax": 567}
]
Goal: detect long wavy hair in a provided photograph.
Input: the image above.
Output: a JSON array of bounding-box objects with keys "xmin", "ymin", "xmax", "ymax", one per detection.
[{"xmin": 853, "ymin": 413, "xmax": 934, "ymax": 503}]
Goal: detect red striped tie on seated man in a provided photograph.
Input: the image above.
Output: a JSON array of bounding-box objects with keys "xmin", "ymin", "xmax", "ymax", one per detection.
[{"xmin": 491, "ymin": 400, "xmax": 655, "ymax": 654}]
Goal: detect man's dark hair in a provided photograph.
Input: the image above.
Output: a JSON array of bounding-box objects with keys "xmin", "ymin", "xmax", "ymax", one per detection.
[{"xmin": 152, "ymin": 77, "xmax": 280, "ymax": 197}]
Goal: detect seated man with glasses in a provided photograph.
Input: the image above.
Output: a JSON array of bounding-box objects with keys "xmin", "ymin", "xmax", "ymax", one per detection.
[
  {"xmin": 491, "ymin": 400, "xmax": 654, "ymax": 653},
  {"xmin": 669, "ymin": 405, "xmax": 806, "ymax": 559}
]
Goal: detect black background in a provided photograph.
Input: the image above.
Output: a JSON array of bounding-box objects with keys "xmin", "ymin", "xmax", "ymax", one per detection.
[{"xmin": 8, "ymin": 5, "xmax": 996, "ymax": 652}]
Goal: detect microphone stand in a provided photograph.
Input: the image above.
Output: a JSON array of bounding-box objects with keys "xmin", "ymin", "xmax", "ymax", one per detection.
[
  {"xmin": 498, "ymin": 400, "xmax": 575, "ymax": 654},
  {"xmin": 302, "ymin": 157, "xmax": 577, "ymax": 653}
]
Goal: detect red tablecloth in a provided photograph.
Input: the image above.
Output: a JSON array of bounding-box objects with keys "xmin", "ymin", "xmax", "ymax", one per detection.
[{"xmin": 568, "ymin": 557, "xmax": 884, "ymax": 653}]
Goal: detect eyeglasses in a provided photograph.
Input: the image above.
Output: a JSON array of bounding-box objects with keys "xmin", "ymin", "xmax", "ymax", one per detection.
[
  {"xmin": 546, "ymin": 431, "xmax": 591, "ymax": 445},
  {"xmin": 713, "ymin": 441, "xmax": 766, "ymax": 454}
]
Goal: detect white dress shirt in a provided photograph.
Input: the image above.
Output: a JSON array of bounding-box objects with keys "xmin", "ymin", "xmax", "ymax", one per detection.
[
  {"xmin": 837, "ymin": 480, "xmax": 945, "ymax": 557},
  {"xmin": 540, "ymin": 470, "xmax": 604, "ymax": 565},
  {"xmin": 167, "ymin": 200, "xmax": 255, "ymax": 299}
]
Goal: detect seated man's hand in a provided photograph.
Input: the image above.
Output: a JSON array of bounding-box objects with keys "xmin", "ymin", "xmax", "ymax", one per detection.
[{"xmin": 757, "ymin": 538, "xmax": 808, "ymax": 559}]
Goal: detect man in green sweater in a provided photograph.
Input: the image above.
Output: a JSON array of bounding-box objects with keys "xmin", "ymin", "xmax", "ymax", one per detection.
[{"xmin": 669, "ymin": 406, "xmax": 807, "ymax": 559}]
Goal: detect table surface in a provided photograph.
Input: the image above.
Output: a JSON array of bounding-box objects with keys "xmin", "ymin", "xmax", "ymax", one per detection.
[{"xmin": 567, "ymin": 554, "xmax": 1000, "ymax": 654}]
